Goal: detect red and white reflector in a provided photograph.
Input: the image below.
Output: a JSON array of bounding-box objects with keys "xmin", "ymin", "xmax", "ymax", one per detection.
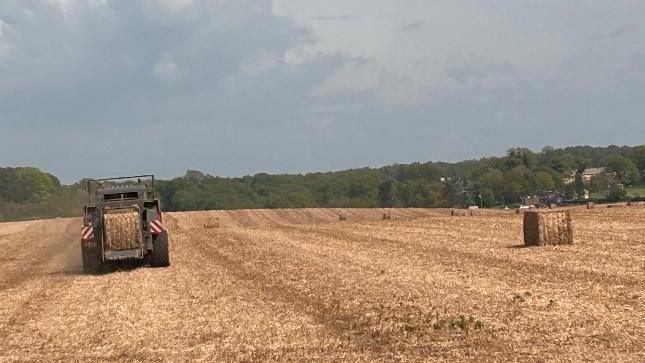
[
  {"xmin": 81, "ymin": 225, "xmax": 94, "ymax": 240},
  {"xmin": 149, "ymin": 220, "xmax": 163, "ymax": 234}
]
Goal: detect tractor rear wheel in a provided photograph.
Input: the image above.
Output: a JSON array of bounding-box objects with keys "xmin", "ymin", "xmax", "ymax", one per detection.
[
  {"xmin": 81, "ymin": 243, "xmax": 101, "ymax": 274},
  {"xmin": 150, "ymin": 230, "xmax": 170, "ymax": 267}
]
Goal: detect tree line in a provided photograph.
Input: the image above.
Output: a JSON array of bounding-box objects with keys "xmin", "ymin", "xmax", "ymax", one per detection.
[{"xmin": 1, "ymin": 145, "xmax": 644, "ymax": 221}]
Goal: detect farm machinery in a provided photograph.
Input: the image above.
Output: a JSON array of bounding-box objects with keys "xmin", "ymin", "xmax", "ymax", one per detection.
[{"xmin": 81, "ymin": 175, "xmax": 170, "ymax": 273}]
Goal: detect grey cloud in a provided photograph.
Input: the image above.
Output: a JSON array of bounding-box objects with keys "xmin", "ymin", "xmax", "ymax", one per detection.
[
  {"xmin": 591, "ymin": 24, "xmax": 638, "ymax": 40},
  {"xmin": 400, "ymin": 20, "xmax": 422, "ymax": 32},
  {"xmin": 444, "ymin": 54, "xmax": 514, "ymax": 84},
  {"xmin": 309, "ymin": 15, "xmax": 353, "ymax": 21}
]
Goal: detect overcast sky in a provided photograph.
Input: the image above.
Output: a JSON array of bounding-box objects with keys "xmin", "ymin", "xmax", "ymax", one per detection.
[{"xmin": 1, "ymin": 0, "xmax": 644, "ymax": 183}]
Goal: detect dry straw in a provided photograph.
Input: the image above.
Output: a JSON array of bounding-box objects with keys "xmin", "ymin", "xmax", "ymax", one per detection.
[
  {"xmin": 523, "ymin": 210, "xmax": 574, "ymax": 246},
  {"xmin": 104, "ymin": 209, "xmax": 143, "ymax": 250}
]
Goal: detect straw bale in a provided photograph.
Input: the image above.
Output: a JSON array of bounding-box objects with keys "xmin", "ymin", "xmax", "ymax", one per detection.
[
  {"xmin": 523, "ymin": 210, "xmax": 574, "ymax": 246},
  {"xmin": 104, "ymin": 208, "xmax": 143, "ymax": 251},
  {"xmin": 204, "ymin": 218, "xmax": 220, "ymax": 229}
]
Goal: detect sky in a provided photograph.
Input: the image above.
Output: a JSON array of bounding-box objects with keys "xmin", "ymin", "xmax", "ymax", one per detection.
[{"xmin": 1, "ymin": 0, "xmax": 644, "ymax": 183}]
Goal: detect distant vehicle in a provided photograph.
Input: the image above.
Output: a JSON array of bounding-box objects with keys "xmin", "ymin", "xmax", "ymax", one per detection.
[{"xmin": 81, "ymin": 175, "xmax": 170, "ymax": 273}]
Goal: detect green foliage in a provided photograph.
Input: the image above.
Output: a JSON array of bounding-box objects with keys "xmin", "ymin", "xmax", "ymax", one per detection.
[
  {"xmin": 0, "ymin": 167, "xmax": 85, "ymax": 222},
  {"xmin": 607, "ymin": 156, "xmax": 639, "ymax": 185},
  {"xmin": 1, "ymin": 145, "xmax": 643, "ymax": 221},
  {"xmin": 534, "ymin": 171, "xmax": 556, "ymax": 191},
  {"xmin": 479, "ymin": 188, "xmax": 496, "ymax": 208},
  {"xmin": 607, "ymin": 184, "xmax": 627, "ymax": 202}
]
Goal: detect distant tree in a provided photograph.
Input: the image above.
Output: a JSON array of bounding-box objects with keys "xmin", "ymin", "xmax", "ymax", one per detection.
[
  {"xmin": 501, "ymin": 168, "xmax": 530, "ymax": 203},
  {"xmin": 534, "ymin": 171, "xmax": 556, "ymax": 191},
  {"xmin": 630, "ymin": 145, "xmax": 645, "ymax": 182},
  {"xmin": 378, "ymin": 180, "xmax": 398, "ymax": 207},
  {"xmin": 574, "ymin": 173, "xmax": 585, "ymax": 198},
  {"xmin": 479, "ymin": 188, "xmax": 496, "ymax": 207},
  {"xmin": 607, "ymin": 156, "xmax": 639, "ymax": 185},
  {"xmin": 184, "ymin": 170, "xmax": 206, "ymax": 182},
  {"xmin": 607, "ymin": 184, "xmax": 627, "ymax": 202},
  {"xmin": 589, "ymin": 174, "xmax": 611, "ymax": 193},
  {"xmin": 10, "ymin": 167, "xmax": 59, "ymax": 203},
  {"xmin": 507, "ymin": 147, "xmax": 537, "ymax": 169},
  {"xmin": 549, "ymin": 154, "xmax": 575, "ymax": 174}
]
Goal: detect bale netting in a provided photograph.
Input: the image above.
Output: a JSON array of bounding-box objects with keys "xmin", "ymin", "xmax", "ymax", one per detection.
[
  {"xmin": 104, "ymin": 209, "xmax": 143, "ymax": 251},
  {"xmin": 523, "ymin": 210, "xmax": 574, "ymax": 246}
]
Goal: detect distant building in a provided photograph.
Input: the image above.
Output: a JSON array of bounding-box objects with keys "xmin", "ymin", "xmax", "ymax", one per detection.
[{"xmin": 581, "ymin": 167, "xmax": 613, "ymax": 186}]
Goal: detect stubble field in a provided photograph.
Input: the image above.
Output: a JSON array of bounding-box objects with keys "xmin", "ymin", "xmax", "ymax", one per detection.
[{"xmin": 0, "ymin": 207, "xmax": 643, "ymax": 361}]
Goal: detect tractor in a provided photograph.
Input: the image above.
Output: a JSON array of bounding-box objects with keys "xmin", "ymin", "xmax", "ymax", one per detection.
[{"xmin": 81, "ymin": 175, "xmax": 170, "ymax": 273}]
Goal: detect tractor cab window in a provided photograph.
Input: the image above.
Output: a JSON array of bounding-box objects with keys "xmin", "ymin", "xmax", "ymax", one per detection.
[{"xmin": 102, "ymin": 192, "xmax": 139, "ymax": 201}]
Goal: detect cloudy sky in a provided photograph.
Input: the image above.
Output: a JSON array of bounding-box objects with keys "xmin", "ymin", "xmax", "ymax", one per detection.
[{"xmin": 1, "ymin": 0, "xmax": 644, "ymax": 183}]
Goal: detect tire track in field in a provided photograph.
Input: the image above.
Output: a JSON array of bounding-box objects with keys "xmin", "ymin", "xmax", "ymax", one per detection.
[
  {"xmin": 186, "ymin": 226, "xmax": 494, "ymax": 360},
  {"xmin": 188, "ymin": 229, "xmax": 398, "ymax": 357}
]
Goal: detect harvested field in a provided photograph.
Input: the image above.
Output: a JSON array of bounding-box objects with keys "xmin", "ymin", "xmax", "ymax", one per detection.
[{"xmin": 0, "ymin": 207, "xmax": 644, "ymax": 361}]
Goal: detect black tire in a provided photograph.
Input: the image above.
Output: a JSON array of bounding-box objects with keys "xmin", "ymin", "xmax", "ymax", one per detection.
[
  {"xmin": 81, "ymin": 243, "xmax": 101, "ymax": 274},
  {"xmin": 150, "ymin": 230, "xmax": 170, "ymax": 267}
]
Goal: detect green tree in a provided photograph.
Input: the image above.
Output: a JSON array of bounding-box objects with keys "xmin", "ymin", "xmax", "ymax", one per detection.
[
  {"xmin": 11, "ymin": 167, "xmax": 59, "ymax": 203},
  {"xmin": 607, "ymin": 156, "xmax": 639, "ymax": 185},
  {"xmin": 574, "ymin": 173, "xmax": 585, "ymax": 198},
  {"xmin": 479, "ymin": 188, "xmax": 495, "ymax": 208},
  {"xmin": 378, "ymin": 180, "xmax": 398, "ymax": 207},
  {"xmin": 534, "ymin": 171, "xmax": 556, "ymax": 191},
  {"xmin": 607, "ymin": 184, "xmax": 627, "ymax": 202}
]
